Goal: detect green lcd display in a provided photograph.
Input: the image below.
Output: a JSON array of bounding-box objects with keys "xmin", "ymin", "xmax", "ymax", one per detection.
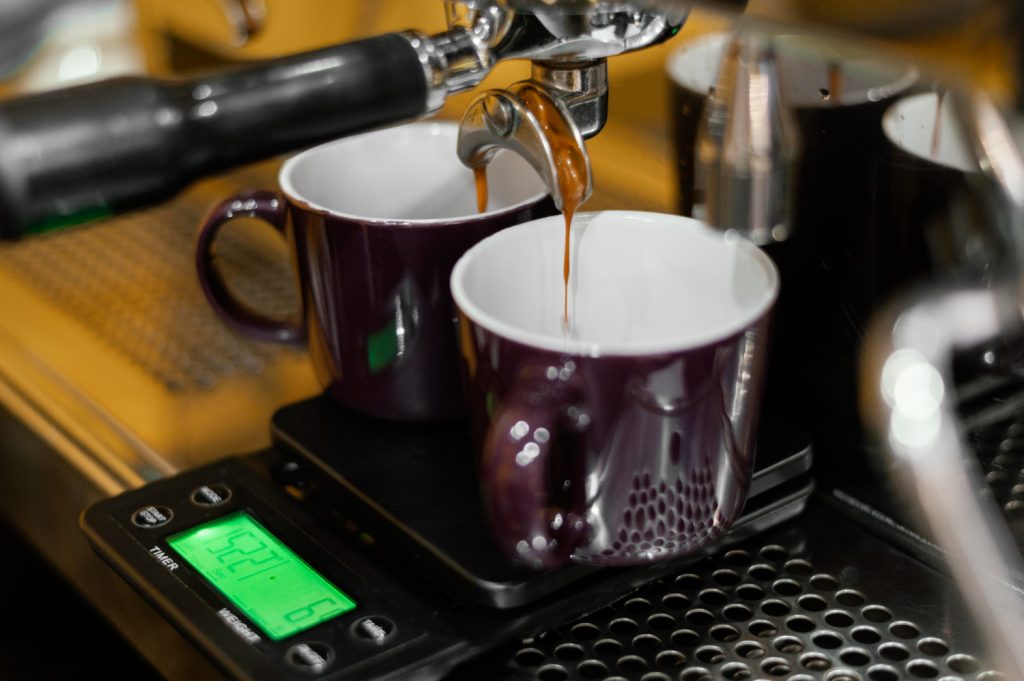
[{"xmin": 167, "ymin": 512, "xmax": 356, "ymax": 641}]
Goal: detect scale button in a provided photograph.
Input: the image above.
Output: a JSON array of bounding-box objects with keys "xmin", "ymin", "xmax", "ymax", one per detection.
[
  {"xmin": 351, "ymin": 616, "xmax": 395, "ymax": 644},
  {"xmin": 131, "ymin": 505, "xmax": 172, "ymax": 529},
  {"xmin": 285, "ymin": 642, "xmax": 333, "ymax": 673},
  {"xmin": 190, "ymin": 484, "xmax": 232, "ymax": 507}
]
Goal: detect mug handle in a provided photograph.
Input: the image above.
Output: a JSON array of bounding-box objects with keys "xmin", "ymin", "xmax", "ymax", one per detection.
[
  {"xmin": 196, "ymin": 190, "xmax": 305, "ymax": 343},
  {"xmin": 480, "ymin": 373, "xmax": 590, "ymax": 569}
]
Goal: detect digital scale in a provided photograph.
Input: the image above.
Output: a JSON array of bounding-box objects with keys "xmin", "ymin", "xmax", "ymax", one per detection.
[{"xmin": 83, "ymin": 396, "xmax": 813, "ymax": 681}]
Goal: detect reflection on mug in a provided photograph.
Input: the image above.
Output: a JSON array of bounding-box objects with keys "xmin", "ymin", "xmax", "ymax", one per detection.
[{"xmin": 591, "ymin": 337, "xmax": 762, "ymax": 564}]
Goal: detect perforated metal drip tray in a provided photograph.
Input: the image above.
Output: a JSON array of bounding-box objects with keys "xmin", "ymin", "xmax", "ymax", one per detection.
[
  {"xmin": 969, "ymin": 413, "xmax": 1024, "ymax": 553},
  {"xmin": 449, "ymin": 501, "xmax": 1000, "ymax": 681}
]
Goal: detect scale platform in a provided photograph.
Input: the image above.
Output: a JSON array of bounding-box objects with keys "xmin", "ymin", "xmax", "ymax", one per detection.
[
  {"xmin": 270, "ymin": 397, "xmax": 814, "ymax": 609},
  {"xmin": 82, "ymin": 397, "xmax": 813, "ymax": 681}
]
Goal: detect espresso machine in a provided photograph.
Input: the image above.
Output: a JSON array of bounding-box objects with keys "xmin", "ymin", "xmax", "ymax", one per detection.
[{"xmin": 0, "ymin": 1, "xmax": 1023, "ymax": 680}]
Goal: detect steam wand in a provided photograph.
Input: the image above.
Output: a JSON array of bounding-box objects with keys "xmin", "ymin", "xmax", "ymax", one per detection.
[
  {"xmin": 861, "ymin": 90, "xmax": 1024, "ymax": 678},
  {"xmin": 696, "ymin": 30, "xmax": 800, "ymax": 245}
]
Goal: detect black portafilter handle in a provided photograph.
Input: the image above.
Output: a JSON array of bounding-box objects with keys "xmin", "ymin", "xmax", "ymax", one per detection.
[{"xmin": 0, "ymin": 32, "xmax": 430, "ymax": 239}]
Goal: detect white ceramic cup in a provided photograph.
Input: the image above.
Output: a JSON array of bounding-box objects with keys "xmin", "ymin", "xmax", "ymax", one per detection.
[{"xmin": 283, "ymin": 121, "xmax": 547, "ymax": 220}]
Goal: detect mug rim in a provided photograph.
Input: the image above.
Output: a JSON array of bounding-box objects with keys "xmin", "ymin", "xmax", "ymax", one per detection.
[
  {"xmin": 451, "ymin": 210, "xmax": 780, "ymax": 357},
  {"xmin": 278, "ymin": 121, "xmax": 550, "ymax": 226},
  {"xmin": 665, "ymin": 31, "xmax": 918, "ymax": 109},
  {"xmin": 881, "ymin": 91, "xmax": 976, "ymax": 174}
]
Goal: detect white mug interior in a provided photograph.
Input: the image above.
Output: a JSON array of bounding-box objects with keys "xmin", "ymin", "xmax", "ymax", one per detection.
[
  {"xmin": 882, "ymin": 92, "xmax": 976, "ymax": 173},
  {"xmin": 666, "ymin": 32, "xmax": 917, "ymax": 108},
  {"xmin": 280, "ymin": 121, "xmax": 547, "ymax": 221},
  {"xmin": 451, "ymin": 211, "xmax": 779, "ymax": 355}
]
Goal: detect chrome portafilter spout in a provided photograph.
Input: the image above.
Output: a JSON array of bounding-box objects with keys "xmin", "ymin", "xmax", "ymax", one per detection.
[
  {"xmin": 451, "ymin": 0, "xmax": 686, "ymax": 203},
  {"xmin": 696, "ymin": 31, "xmax": 800, "ymax": 245},
  {"xmin": 456, "ymin": 68, "xmax": 598, "ymax": 211},
  {"xmin": 531, "ymin": 60, "xmax": 610, "ymax": 140}
]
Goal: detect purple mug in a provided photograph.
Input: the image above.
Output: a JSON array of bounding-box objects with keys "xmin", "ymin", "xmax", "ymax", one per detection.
[
  {"xmin": 451, "ymin": 211, "xmax": 779, "ymax": 568},
  {"xmin": 197, "ymin": 122, "xmax": 553, "ymax": 421}
]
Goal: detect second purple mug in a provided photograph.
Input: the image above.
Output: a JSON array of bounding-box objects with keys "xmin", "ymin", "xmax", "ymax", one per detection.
[
  {"xmin": 197, "ymin": 122, "xmax": 553, "ymax": 421},
  {"xmin": 451, "ymin": 211, "xmax": 780, "ymax": 568}
]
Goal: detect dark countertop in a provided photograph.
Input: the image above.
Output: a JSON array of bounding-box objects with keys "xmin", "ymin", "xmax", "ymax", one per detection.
[{"xmin": 0, "ymin": 517, "xmax": 160, "ymax": 680}]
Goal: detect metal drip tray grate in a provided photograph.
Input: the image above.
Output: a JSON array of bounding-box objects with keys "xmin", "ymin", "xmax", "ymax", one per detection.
[
  {"xmin": 970, "ymin": 414, "xmax": 1024, "ymax": 550},
  {"xmin": 459, "ymin": 504, "xmax": 998, "ymax": 681},
  {"xmin": 0, "ymin": 164, "xmax": 301, "ymax": 392}
]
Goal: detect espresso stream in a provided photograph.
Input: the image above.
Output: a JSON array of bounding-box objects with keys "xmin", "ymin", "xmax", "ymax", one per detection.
[
  {"xmin": 474, "ymin": 166, "xmax": 488, "ymax": 214},
  {"xmin": 827, "ymin": 63, "xmax": 843, "ymax": 104},
  {"xmin": 931, "ymin": 90, "xmax": 946, "ymax": 158},
  {"xmin": 473, "ymin": 89, "xmax": 589, "ymax": 324}
]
